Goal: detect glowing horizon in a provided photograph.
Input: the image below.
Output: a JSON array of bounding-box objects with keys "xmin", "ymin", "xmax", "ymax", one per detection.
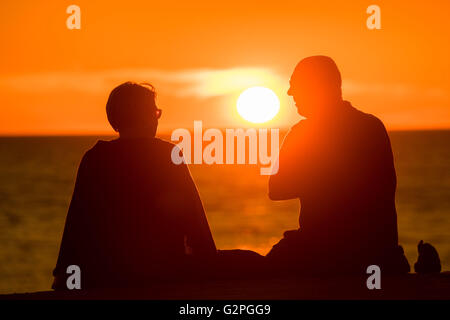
[{"xmin": 0, "ymin": 0, "xmax": 449, "ymax": 135}]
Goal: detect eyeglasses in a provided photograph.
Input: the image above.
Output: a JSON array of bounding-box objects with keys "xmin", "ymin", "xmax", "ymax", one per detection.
[{"xmin": 156, "ymin": 108, "xmax": 162, "ymax": 119}]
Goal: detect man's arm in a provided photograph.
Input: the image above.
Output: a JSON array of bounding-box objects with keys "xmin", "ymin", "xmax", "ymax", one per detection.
[
  {"xmin": 367, "ymin": 117, "xmax": 399, "ymax": 247},
  {"xmin": 268, "ymin": 124, "xmax": 306, "ymax": 200}
]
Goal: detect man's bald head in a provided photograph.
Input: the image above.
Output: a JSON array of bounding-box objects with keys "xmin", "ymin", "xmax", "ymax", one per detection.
[
  {"xmin": 288, "ymin": 56, "xmax": 343, "ymax": 118},
  {"xmin": 291, "ymin": 56, "xmax": 342, "ymax": 89}
]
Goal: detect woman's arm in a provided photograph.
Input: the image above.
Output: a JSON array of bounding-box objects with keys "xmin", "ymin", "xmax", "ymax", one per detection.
[
  {"xmin": 52, "ymin": 151, "xmax": 91, "ymax": 289},
  {"xmin": 177, "ymin": 161, "xmax": 217, "ymax": 257}
]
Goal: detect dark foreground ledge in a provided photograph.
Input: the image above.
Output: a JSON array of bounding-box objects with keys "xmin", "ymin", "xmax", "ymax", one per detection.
[{"xmin": 2, "ymin": 273, "xmax": 450, "ymax": 300}]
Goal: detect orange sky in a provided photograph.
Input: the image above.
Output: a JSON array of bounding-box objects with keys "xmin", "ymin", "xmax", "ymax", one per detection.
[{"xmin": 0, "ymin": 0, "xmax": 449, "ymax": 135}]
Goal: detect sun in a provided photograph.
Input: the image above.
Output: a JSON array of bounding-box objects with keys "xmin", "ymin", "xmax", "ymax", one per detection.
[{"xmin": 237, "ymin": 86, "xmax": 280, "ymax": 123}]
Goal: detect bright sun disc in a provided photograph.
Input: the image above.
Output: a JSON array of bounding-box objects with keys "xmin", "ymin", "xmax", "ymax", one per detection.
[{"xmin": 237, "ymin": 86, "xmax": 280, "ymax": 123}]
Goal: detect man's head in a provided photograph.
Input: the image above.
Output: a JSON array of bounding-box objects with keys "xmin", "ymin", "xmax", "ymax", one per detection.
[
  {"xmin": 287, "ymin": 56, "xmax": 342, "ymax": 119},
  {"xmin": 106, "ymin": 82, "xmax": 161, "ymax": 137}
]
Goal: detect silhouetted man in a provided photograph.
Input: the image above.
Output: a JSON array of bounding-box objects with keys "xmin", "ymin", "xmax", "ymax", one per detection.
[
  {"xmin": 53, "ymin": 82, "xmax": 216, "ymax": 290},
  {"xmin": 267, "ymin": 56, "xmax": 410, "ymax": 274}
]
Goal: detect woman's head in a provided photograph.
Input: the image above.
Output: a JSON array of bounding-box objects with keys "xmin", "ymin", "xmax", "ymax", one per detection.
[{"xmin": 106, "ymin": 82, "xmax": 162, "ymax": 137}]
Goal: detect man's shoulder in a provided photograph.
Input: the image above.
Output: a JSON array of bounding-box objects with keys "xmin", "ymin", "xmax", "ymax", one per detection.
[
  {"xmin": 363, "ymin": 113, "xmax": 387, "ymax": 134},
  {"xmin": 349, "ymin": 104, "xmax": 387, "ymax": 133},
  {"xmin": 288, "ymin": 120, "xmax": 308, "ymax": 135},
  {"xmin": 279, "ymin": 120, "xmax": 310, "ymax": 148}
]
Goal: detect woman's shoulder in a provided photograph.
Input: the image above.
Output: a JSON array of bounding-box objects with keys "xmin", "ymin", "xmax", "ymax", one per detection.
[
  {"xmin": 78, "ymin": 139, "xmax": 120, "ymax": 162},
  {"xmin": 85, "ymin": 139, "xmax": 116, "ymax": 154},
  {"xmin": 87, "ymin": 137, "xmax": 177, "ymax": 156},
  {"xmin": 152, "ymin": 137, "xmax": 178, "ymax": 152}
]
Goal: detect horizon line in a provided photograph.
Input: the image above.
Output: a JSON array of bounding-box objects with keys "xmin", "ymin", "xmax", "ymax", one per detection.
[{"xmin": 1, "ymin": 127, "xmax": 450, "ymax": 138}]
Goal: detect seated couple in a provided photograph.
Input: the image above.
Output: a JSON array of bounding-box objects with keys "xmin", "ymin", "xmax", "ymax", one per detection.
[{"xmin": 52, "ymin": 56, "xmax": 410, "ymax": 290}]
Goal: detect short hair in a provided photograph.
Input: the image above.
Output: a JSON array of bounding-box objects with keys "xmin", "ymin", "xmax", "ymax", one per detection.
[
  {"xmin": 292, "ymin": 56, "xmax": 342, "ymax": 90},
  {"xmin": 106, "ymin": 82, "xmax": 157, "ymax": 132}
]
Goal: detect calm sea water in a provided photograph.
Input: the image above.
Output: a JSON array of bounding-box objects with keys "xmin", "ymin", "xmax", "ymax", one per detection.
[{"xmin": 0, "ymin": 131, "xmax": 449, "ymax": 294}]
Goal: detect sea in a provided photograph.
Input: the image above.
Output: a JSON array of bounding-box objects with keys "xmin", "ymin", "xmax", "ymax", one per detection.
[{"xmin": 0, "ymin": 130, "xmax": 449, "ymax": 294}]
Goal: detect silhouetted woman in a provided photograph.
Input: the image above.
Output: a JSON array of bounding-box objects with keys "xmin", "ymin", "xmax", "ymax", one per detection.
[{"xmin": 53, "ymin": 82, "xmax": 216, "ymax": 290}]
